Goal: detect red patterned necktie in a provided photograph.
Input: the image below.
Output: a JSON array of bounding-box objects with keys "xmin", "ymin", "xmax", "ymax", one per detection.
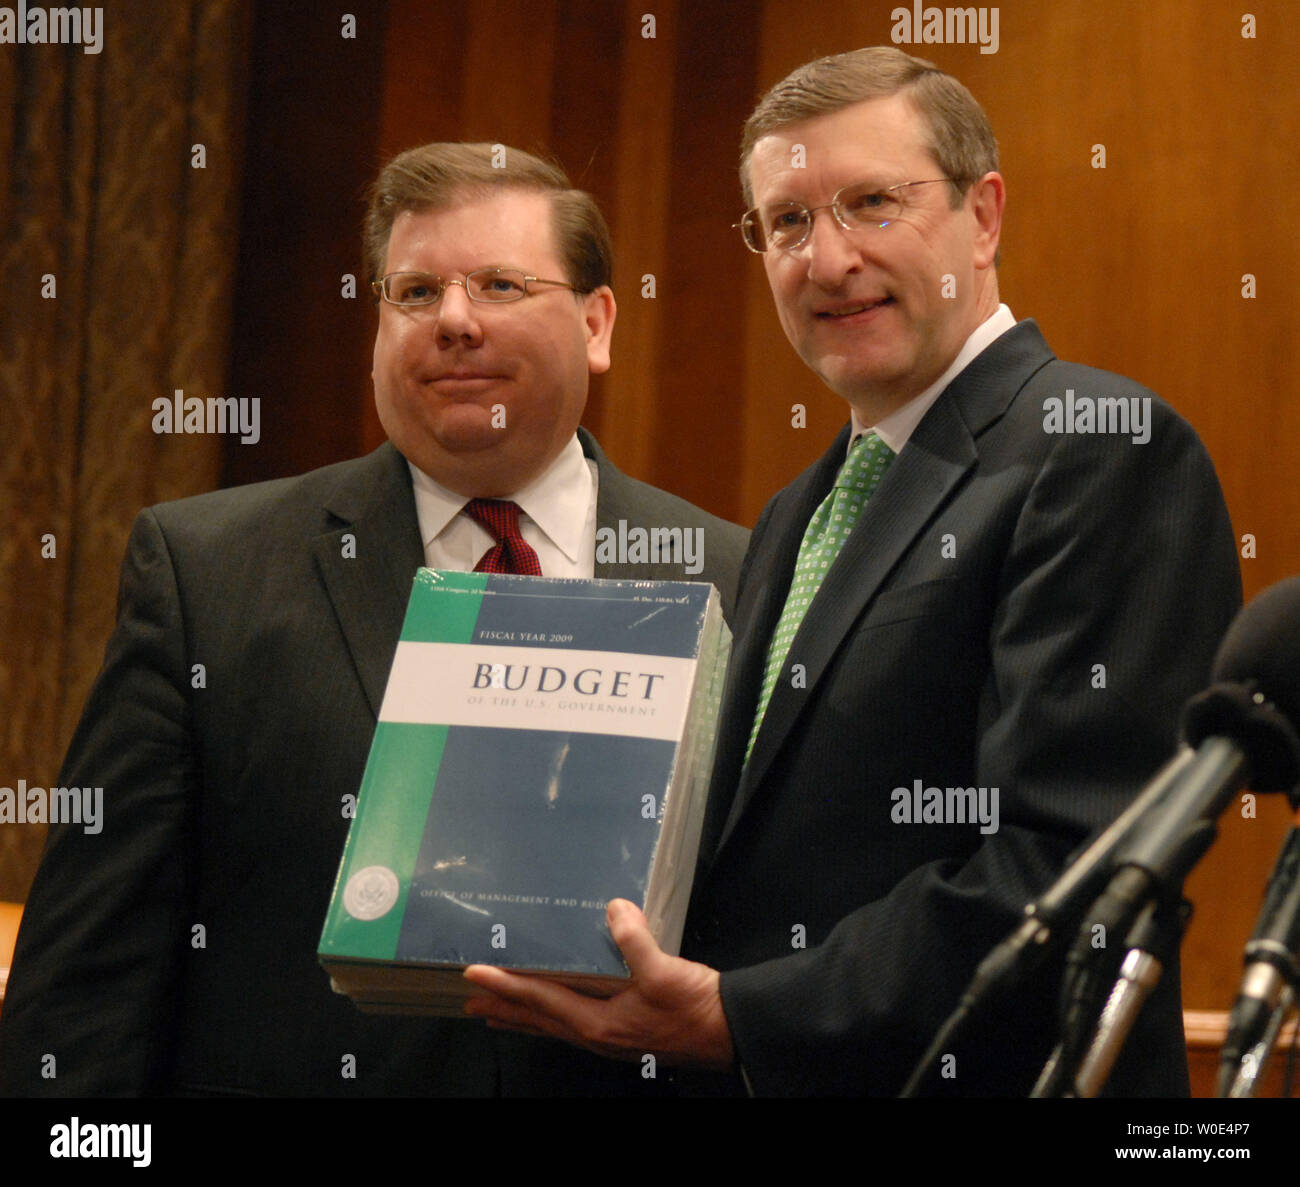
[{"xmin": 463, "ymin": 498, "xmax": 543, "ymax": 576}]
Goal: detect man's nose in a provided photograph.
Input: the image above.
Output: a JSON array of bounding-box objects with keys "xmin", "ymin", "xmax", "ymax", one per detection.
[
  {"xmin": 434, "ymin": 281, "xmax": 484, "ymax": 346},
  {"xmin": 800, "ymin": 208, "xmax": 865, "ymax": 288}
]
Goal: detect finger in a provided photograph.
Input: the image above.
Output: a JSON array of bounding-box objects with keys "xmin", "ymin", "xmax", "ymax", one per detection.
[
  {"xmin": 463, "ymin": 964, "xmax": 596, "ymax": 1024},
  {"xmin": 462, "ymin": 963, "xmax": 524, "ymax": 995},
  {"xmin": 606, "ymin": 899, "xmax": 670, "ymax": 979},
  {"xmin": 463, "ymin": 989, "xmax": 557, "ymax": 1029},
  {"xmin": 480, "ymin": 1003, "xmax": 637, "ymax": 1062},
  {"xmin": 465, "ymin": 994, "xmax": 566, "ymax": 1040},
  {"xmin": 462, "ymin": 993, "xmax": 509, "ymax": 1018}
]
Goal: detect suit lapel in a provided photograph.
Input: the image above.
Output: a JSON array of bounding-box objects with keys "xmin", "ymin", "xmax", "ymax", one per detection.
[
  {"xmin": 582, "ymin": 427, "xmax": 698, "ymax": 583},
  {"xmin": 693, "ymin": 436, "xmax": 844, "ymax": 865},
  {"xmin": 311, "ymin": 443, "xmax": 425, "ymax": 718},
  {"xmin": 585, "ymin": 429, "xmax": 633, "ymax": 579}
]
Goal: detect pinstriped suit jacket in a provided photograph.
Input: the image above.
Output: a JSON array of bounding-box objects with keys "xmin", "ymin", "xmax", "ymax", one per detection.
[
  {"xmin": 682, "ymin": 320, "xmax": 1241, "ymax": 1096},
  {"xmin": 0, "ymin": 429, "xmax": 748, "ymax": 1096}
]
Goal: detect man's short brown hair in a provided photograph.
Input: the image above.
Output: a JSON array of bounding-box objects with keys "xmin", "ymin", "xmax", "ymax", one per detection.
[
  {"xmin": 740, "ymin": 46, "xmax": 999, "ymax": 207},
  {"xmin": 364, "ymin": 142, "xmax": 612, "ymax": 292}
]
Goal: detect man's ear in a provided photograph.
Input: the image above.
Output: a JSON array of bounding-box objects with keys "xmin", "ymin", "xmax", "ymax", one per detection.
[
  {"xmin": 969, "ymin": 171, "xmax": 1006, "ymax": 271},
  {"xmin": 583, "ymin": 286, "xmax": 616, "ymax": 375}
]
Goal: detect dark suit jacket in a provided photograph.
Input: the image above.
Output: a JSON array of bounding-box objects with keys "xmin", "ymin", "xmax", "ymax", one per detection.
[
  {"xmin": 0, "ymin": 429, "xmax": 748, "ymax": 1096},
  {"xmin": 681, "ymin": 321, "xmax": 1241, "ymax": 1096}
]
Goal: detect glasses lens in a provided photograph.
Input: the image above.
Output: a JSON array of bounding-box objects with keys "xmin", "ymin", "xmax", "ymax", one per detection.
[
  {"xmin": 467, "ymin": 268, "xmax": 527, "ymax": 302},
  {"xmin": 836, "ymin": 182, "xmax": 904, "ymax": 229},
  {"xmin": 762, "ymin": 203, "xmax": 810, "ymax": 251},
  {"xmin": 385, "ymin": 273, "xmax": 441, "ymax": 304}
]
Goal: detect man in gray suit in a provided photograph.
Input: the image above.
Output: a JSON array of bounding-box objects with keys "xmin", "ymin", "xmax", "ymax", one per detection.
[
  {"xmin": 462, "ymin": 50, "xmax": 1241, "ymax": 1096},
  {"xmin": 0, "ymin": 143, "xmax": 747, "ymax": 1095}
]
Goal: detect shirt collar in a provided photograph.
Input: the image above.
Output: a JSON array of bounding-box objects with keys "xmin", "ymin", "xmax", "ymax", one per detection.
[
  {"xmin": 406, "ymin": 434, "xmax": 593, "ymax": 565},
  {"xmin": 852, "ymin": 303, "xmax": 1017, "ymax": 454}
]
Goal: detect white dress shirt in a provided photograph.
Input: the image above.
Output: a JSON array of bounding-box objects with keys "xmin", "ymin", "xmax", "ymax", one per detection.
[
  {"xmin": 407, "ymin": 434, "xmax": 599, "ymax": 578},
  {"xmin": 851, "ymin": 304, "xmax": 1018, "ymax": 453}
]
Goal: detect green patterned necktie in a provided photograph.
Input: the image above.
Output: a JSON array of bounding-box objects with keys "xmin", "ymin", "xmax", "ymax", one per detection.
[{"xmin": 745, "ymin": 431, "xmax": 894, "ymax": 763}]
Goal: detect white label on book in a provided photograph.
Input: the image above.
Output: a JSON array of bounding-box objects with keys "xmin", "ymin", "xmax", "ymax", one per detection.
[{"xmin": 379, "ymin": 643, "xmax": 695, "ymax": 741}]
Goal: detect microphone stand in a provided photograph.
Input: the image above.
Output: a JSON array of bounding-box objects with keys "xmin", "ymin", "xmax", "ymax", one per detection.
[
  {"xmin": 1221, "ymin": 983, "xmax": 1295, "ymax": 1098},
  {"xmin": 1032, "ymin": 818, "xmax": 1217, "ymax": 1098},
  {"xmin": 1072, "ymin": 895, "xmax": 1193, "ymax": 1097},
  {"xmin": 898, "ymin": 750, "xmax": 1199, "ymax": 1098}
]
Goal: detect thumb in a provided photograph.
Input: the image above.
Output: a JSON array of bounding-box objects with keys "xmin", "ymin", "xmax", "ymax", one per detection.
[{"xmin": 606, "ymin": 899, "xmax": 666, "ymax": 977}]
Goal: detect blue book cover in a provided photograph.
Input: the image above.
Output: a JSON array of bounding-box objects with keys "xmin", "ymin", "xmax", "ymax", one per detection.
[{"xmin": 319, "ymin": 569, "xmax": 729, "ymax": 1013}]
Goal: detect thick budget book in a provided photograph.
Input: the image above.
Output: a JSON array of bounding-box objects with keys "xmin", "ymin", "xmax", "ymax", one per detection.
[{"xmin": 319, "ymin": 568, "xmax": 730, "ymax": 1015}]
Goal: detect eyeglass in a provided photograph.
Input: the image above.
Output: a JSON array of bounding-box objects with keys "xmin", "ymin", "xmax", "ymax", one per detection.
[
  {"xmin": 372, "ymin": 267, "xmax": 584, "ymax": 306},
  {"xmin": 735, "ymin": 178, "xmax": 958, "ymax": 253}
]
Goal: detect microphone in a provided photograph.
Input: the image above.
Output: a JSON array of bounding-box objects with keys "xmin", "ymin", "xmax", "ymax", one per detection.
[
  {"xmin": 907, "ymin": 579, "xmax": 1300, "ymax": 1099},
  {"xmin": 1039, "ymin": 577, "xmax": 1300, "ymax": 1097},
  {"xmin": 1207, "ymin": 578, "xmax": 1300, "ymax": 1095},
  {"xmin": 1218, "ymin": 812, "xmax": 1300, "ymax": 1097},
  {"xmin": 1204, "ymin": 575, "xmax": 1300, "ymax": 755},
  {"xmin": 953, "ymin": 747, "xmax": 1198, "ymax": 1006},
  {"xmin": 898, "ymin": 747, "xmax": 1198, "ymax": 1098},
  {"xmin": 1076, "ymin": 577, "xmax": 1300, "ymax": 933}
]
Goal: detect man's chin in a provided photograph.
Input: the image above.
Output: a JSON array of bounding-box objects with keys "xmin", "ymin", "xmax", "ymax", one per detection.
[
  {"xmin": 804, "ymin": 337, "xmax": 908, "ymax": 384},
  {"xmin": 430, "ymin": 405, "xmax": 510, "ymax": 453},
  {"xmin": 433, "ymin": 425, "xmax": 508, "ymax": 453}
]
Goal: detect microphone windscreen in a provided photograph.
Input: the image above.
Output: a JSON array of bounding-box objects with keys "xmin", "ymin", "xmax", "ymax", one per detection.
[
  {"xmin": 1181, "ymin": 684, "xmax": 1300, "ymax": 793},
  {"xmin": 1211, "ymin": 576, "xmax": 1300, "ymax": 732}
]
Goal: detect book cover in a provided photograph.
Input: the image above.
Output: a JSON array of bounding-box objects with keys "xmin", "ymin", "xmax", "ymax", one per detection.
[{"xmin": 318, "ymin": 568, "xmax": 729, "ymax": 1014}]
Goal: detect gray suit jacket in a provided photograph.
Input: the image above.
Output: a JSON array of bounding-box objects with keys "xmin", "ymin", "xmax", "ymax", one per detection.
[{"xmin": 0, "ymin": 430, "xmax": 748, "ymax": 1096}]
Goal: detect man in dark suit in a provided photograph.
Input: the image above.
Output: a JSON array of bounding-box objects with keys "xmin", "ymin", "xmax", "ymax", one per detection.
[
  {"xmin": 0, "ymin": 143, "xmax": 747, "ymax": 1095},
  {"xmin": 463, "ymin": 50, "xmax": 1241, "ymax": 1096}
]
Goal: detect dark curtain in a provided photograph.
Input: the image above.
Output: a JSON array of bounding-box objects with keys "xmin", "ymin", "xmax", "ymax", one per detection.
[{"xmin": 0, "ymin": 0, "xmax": 252, "ymax": 898}]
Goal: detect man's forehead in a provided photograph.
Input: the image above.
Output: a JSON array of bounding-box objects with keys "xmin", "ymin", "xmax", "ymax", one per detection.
[
  {"xmin": 390, "ymin": 188, "xmax": 551, "ymax": 232},
  {"xmin": 385, "ymin": 189, "xmax": 557, "ymax": 261},
  {"xmin": 748, "ymin": 94, "xmax": 933, "ymax": 199}
]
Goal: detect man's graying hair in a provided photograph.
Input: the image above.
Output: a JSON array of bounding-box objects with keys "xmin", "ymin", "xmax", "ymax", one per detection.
[{"xmin": 740, "ymin": 46, "xmax": 999, "ymax": 208}]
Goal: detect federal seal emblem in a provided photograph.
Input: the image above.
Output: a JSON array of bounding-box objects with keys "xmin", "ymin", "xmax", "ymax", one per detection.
[{"xmin": 343, "ymin": 865, "xmax": 400, "ymax": 920}]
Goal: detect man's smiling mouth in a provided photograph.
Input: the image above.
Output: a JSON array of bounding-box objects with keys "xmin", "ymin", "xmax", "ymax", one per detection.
[{"xmin": 815, "ymin": 297, "xmax": 895, "ymax": 319}]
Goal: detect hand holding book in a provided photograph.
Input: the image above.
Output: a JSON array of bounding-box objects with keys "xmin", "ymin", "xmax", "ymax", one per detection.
[{"xmin": 463, "ymin": 898, "xmax": 735, "ymax": 1071}]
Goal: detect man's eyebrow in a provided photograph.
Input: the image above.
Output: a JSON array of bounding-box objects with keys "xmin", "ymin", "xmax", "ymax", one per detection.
[
  {"xmin": 388, "ymin": 264, "xmax": 529, "ymax": 276},
  {"xmin": 758, "ymin": 176, "xmax": 895, "ymax": 206}
]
